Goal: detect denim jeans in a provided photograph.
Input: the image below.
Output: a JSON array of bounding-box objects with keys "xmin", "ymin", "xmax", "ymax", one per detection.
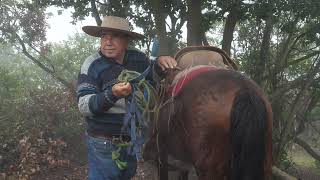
[{"xmin": 86, "ymin": 134, "xmax": 137, "ymax": 180}]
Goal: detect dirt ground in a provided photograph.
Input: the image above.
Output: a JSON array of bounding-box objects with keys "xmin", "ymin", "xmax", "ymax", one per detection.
[
  {"xmin": 28, "ymin": 163, "xmax": 319, "ymax": 180},
  {"xmin": 3, "ymin": 157, "xmax": 318, "ymax": 180},
  {"xmin": 27, "ymin": 161, "xmax": 197, "ymax": 180}
]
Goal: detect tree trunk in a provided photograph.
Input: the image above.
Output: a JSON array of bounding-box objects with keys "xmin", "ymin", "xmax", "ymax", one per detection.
[
  {"xmin": 90, "ymin": 0, "xmax": 102, "ymax": 26},
  {"xmin": 275, "ymin": 58, "xmax": 320, "ymax": 163},
  {"xmin": 202, "ymin": 31, "xmax": 209, "ymax": 46},
  {"xmin": 255, "ymin": 16, "xmax": 273, "ymax": 86},
  {"xmin": 187, "ymin": 0, "xmax": 202, "ymax": 46},
  {"xmin": 222, "ymin": 1, "xmax": 240, "ymax": 56},
  {"xmin": 151, "ymin": 0, "xmax": 170, "ymax": 55},
  {"xmin": 272, "ymin": 166, "xmax": 297, "ymax": 180}
]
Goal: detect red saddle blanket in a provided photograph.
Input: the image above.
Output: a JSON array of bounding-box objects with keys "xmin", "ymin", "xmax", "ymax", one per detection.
[{"xmin": 167, "ymin": 65, "xmax": 220, "ymax": 97}]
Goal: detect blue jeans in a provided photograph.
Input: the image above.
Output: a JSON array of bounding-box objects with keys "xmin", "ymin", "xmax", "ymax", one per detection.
[{"xmin": 86, "ymin": 134, "xmax": 137, "ymax": 180}]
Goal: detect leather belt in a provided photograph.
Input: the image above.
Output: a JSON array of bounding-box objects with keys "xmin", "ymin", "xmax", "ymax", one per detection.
[{"xmin": 87, "ymin": 131, "xmax": 131, "ymax": 142}]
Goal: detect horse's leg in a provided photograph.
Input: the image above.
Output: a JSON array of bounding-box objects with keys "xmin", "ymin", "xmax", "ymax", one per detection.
[
  {"xmin": 178, "ymin": 170, "xmax": 188, "ymax": 180},
  {"xmin": 157, "ymin": 103, "xmax": 172, "ymax": 180},
  {"xmin": 158, "ymin": 152, "xmax": 168, "ymax": 180},
  {"xmin": 157, "ymin": 130, "xmax": 169, "ymax": 180},
  {"xmin": 192, "ymin": 133, "xmax": 230, "ymax": 180}
]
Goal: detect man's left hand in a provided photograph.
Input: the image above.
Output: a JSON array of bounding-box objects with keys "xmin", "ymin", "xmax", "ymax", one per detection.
[{"xmin": 157, "ymin": 56, "xmax": 177, "ymax": 71}]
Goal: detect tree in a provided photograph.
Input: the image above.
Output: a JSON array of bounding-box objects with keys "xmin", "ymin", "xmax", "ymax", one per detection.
[
  {"xmin": 1, "ymin": 0, "xmax": 320, "ymax": 177},
  {"xmin": 233, "ymin": 0, "xmax": 320, "ymax": 167},
  {"xmin": 0, "ymin": 0, "xmax": 74, "ymax": 92},
  {"xmin": 0, "ymin": 34, "xmax": 98, "ymax": 176}
]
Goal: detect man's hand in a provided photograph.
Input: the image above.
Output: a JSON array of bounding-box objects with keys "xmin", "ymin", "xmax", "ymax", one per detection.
[
  {"xmin": 157, "ymin": 56, "xmax": 177, "ymax": 71},
  {"xmin": 112, "ymin": 82, "xmax": 132, "ymax": 98}
]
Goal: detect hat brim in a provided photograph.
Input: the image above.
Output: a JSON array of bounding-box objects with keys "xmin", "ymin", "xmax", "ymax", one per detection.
[{"xmin": 82, "ymin": 26, "xmax": 145, "ymax": 40}]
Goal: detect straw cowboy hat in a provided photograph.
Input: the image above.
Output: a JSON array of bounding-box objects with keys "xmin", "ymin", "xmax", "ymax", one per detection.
[{"xmin": 82, "ymin": 16, "xmax": 145, "ymax": 39}]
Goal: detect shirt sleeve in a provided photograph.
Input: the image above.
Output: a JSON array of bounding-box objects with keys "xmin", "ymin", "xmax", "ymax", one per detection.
[
  {"xmin": 76, "ymin": 55, "xmax": 122, "ymax": 117},
  {"xmin": 77, "ymin": 72, "xmax": 121, "ymax": 116}
]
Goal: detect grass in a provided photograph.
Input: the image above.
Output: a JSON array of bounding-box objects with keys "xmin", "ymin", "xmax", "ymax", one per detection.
[{"xmin": 290, "ymin": 144, "xmax": 320, "ymax": 175}]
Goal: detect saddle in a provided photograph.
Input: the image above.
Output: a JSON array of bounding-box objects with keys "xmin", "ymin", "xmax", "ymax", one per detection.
[
  {"xmin": 174, "ymin": 46, "xmax": 238, "ymax": 71},
  {"xmin": 167, "ymin": 46, "xmax": 238, "ymax": 96}
]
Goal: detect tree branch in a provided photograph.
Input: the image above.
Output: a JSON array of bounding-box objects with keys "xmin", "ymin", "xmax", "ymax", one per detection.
[
  {"xmin": 15, "ymin": 33, "xmax": 54, "ymax": 74},
  {"xmin": 91, "ymin": 0, "xmax": 102, "ymax": 26},
  {"xmin": 272, "ymin": 166, "xmax": 297, "ymax": 180},
  {"xmin": 13, "ymin": 32, "xmax": 75, "ymax": 94},
  {"xmin": 294, "ymin": 137, "xmax": 320, "ymax": 162},
  {"xmin": 95, "ymin": 0, "xmax": 108, "ymax": 6},
  {"xmin": 306, "ymin": 120, "xmax": 320, "ymax": 137},
  {"xmin": 270, "ymin": 76, "xmax": 305, "ymax": 101},
  {"xmin": 270, "ymin": 56, "xmax": 320, "ymax": 101},
  {"xmin": 271, "ymin": 28, "xmax": 318, "ymax": 77},
  {"xmin": 275, "ymin": 57, "xmax": 320, "ymax": 160},
  {"xmin": 176, "ymin": 4, "xmax": 187, "ymax": 32},
  {"xmin": 28, "ymin": 43, "xmax": 55, "ymax": 73},
  {"xmin": 288, "ymin": 51, "xmax": 320, "ymax": 66}
]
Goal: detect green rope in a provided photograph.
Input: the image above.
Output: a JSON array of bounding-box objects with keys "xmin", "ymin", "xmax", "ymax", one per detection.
[
  {"xmin": 111, "ymin": 142, "xmax": 130, "ymax": 170},
  {"xmin": 117, "ymin": 69, "xmax": 159, "ymax": 124},
  {"xmin": 111, "ymin": 70, "xmax": 159, "ymax": 170}
]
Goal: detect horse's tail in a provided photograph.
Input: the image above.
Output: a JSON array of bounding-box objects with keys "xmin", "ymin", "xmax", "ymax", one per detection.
[{"xmin": 230, "ymin": 88, "xmax": 268, "ymax": 180}]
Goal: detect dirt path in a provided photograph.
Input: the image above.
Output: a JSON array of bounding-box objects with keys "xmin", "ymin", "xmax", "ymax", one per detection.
[{"xmin": 16, "ymin": 162, "xmax": 320, "ymax": 180}]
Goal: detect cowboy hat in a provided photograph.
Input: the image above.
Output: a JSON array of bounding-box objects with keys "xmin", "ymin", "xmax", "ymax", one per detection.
[{"xmin": 82, "ymin": 16, "xmax": 145, "ymax": 39}]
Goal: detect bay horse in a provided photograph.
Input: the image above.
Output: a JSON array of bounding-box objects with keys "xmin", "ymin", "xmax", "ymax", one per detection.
[{"xmin": 143, "ymin": 46, "xmax": 273, "ymax": 180}]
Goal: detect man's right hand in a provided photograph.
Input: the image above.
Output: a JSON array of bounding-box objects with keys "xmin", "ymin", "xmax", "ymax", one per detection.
[
  {"xmin": 157, "ymin": 56, "xmax": 177, "ymax": 71},
  {"xmin": 112, "ymin": 82, "xmax": 132, "ymax": 98}
]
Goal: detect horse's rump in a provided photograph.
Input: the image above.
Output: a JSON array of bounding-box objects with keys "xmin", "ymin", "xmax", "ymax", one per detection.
[
  {"xmin": 170, "ymin": 69, "xmax": 272, "ymax": 179},
  {"xmin": 144, "ymin": 46, "xmax": 272, "ymax": 180}
]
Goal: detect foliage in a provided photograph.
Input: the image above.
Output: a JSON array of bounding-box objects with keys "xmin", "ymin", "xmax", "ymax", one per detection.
[
  {"xmin": 315, "ymin": 159, "xmax": 320, "ymax": 169},
  {"xmin": 0, "ymin": 36, "xmax": 92, "ymax": 177},
  {"xmin": 0, "ymin": 0, "xmax": 47, "ymax": 46},
  {"xmin": 45, "ymin": 33, "xmax": 99, "ymax": 81},
  {"xmin": 0, "ymin": 0, "xmax": 319, "ymax": 177}
]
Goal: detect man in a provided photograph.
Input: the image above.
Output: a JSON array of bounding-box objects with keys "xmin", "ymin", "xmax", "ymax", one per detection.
[{"xmin": 77, "ymin": 16, "xmax": 176, "ymax": 180}]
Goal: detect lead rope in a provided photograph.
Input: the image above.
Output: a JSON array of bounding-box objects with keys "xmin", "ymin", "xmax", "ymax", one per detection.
[{"xmin": 114, "ymin": 65, "xmax": 158, "ymax": 167}]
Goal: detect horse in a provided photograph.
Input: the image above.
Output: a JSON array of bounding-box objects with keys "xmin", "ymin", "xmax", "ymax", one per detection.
[{"xmin": 143, "ymin": 46, "xmax": 273, "ymax": 180}]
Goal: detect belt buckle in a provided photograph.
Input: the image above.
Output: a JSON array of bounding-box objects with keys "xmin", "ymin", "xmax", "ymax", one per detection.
[
  {"xmin": 111, "ymin": 135, "xmax": 131, "ymax": 145},
  {"xmin": 111, "ymin": 136, "xmax": 121, "ymax": 144}
]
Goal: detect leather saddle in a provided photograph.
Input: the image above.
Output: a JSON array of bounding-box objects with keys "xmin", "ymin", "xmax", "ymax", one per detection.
[{"xmin": 174, "ymin": 46, "xmax": 238, "ymax": 70}]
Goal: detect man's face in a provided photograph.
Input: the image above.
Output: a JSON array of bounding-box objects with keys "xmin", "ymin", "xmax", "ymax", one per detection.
[{"xmin": 100, "ymin": 31, "xmax": 129, "ymax": 62}]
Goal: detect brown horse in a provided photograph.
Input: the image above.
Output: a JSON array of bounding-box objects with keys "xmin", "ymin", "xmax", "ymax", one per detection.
[{"xmin": 143, "ymin": 47, "xmax": 273, "ymax": 180}]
